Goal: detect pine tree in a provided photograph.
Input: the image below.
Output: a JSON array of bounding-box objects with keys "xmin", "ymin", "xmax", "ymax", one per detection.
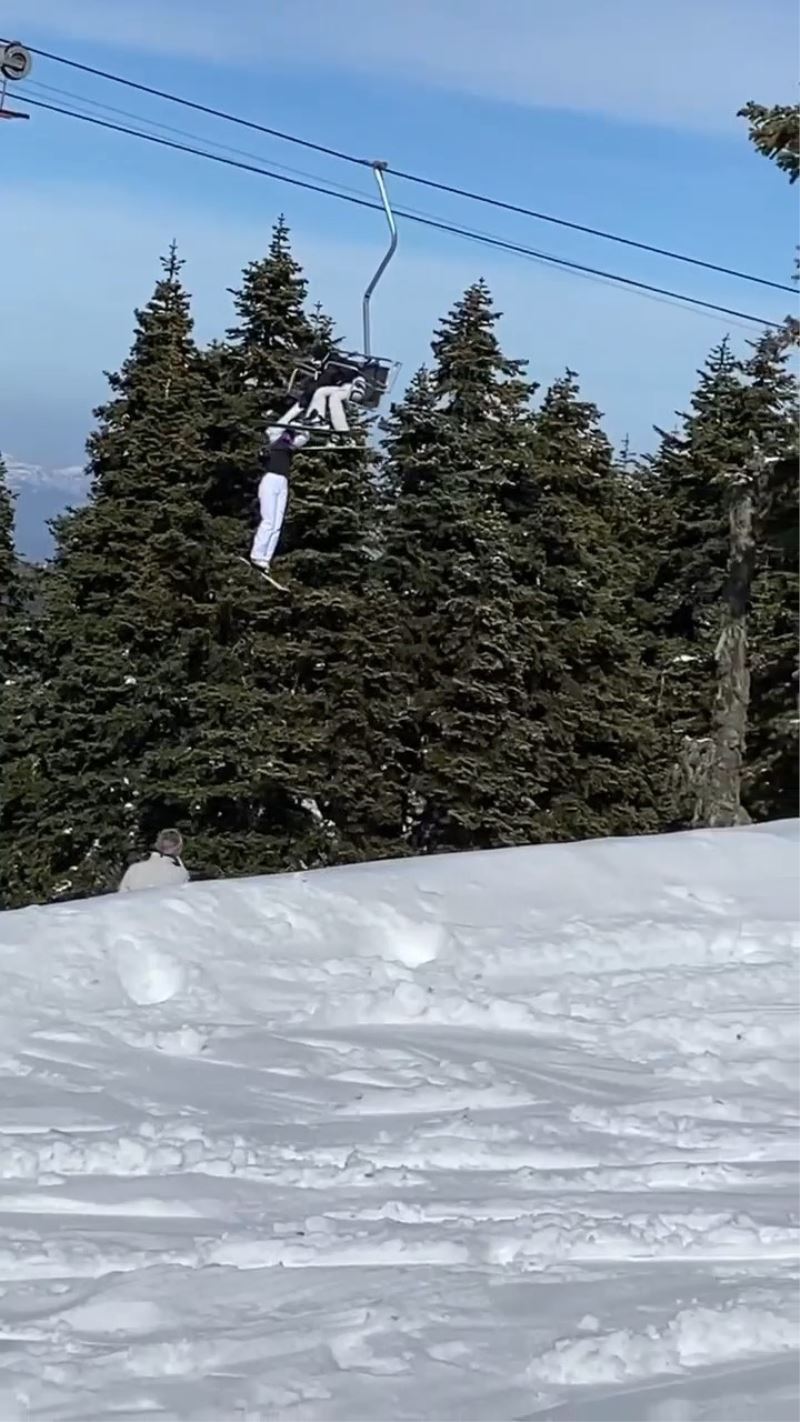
[
  {"xmin": 242, "ymin": 384, "xmax": 403, "ymax": 866},
  {"xmin": 510, "ymin": 371, "xmax": 666, "ymax": 839},
  {"xmin": 380, "ymin": 282, "xmax": 544, "ymax": 853},
  {"xmin": 1, "ymin": 249, "xmax": 248, "ymax": 904},
  {"xmin": 738, "ymin": 101, "xmax": 799, "ymax": 183},
  {"xmin": 645, "ymin": 342, "xmax": 751, "ymax": 782},
  {"xmin": 194, "ymin": 221, "xmax": 403, "ymax": 870},
  {"xmin": 202, "ymin": 217, "xmax": 315, "ymax": 527},
  {"xmin": 734, "ymin": 95, "xmax": 799, "ymax": 812},
  {"xmin": 645, "ymin": 335, "xmax": 798, "ymax": 825},
  {"xmin": 0, "ymin": 452, "xmax": 17, "ymax": 677},
  {"xmin": 738, "ymin": 99, "xmax": 800, "ymax": 339},
  {"xmin": 0, "ymin": 454, "xmax": 23, "ymax": 906},
  {"xmin": 0, "ymin": 454, "xmax": 50, "ymax": 907},
  {"xmin": 742, "ymin": 332, "xmax": 798, "ymax": 819}
]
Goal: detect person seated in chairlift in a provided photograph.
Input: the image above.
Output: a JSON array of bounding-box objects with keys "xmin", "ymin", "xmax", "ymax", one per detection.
[{"xmin": 268, "ymin": 367, "xmax": 368, "ymax": 444}]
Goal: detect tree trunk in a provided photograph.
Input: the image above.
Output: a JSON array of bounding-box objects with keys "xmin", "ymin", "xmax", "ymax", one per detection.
[{"xmin": 684, "ymin": 460, "xmax": 757, "ymax": 828}]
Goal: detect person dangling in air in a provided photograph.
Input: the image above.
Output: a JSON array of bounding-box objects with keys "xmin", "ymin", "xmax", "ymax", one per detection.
[
  {"xmin": 246, "ymin": 355, "xmax": 383, "ymax": 586},
  {"xmin": 248, "ymin": 427, "xmax": 310, "ymax": 586},
  {"xmin": 246, "ymin": 364, "xmax": 366, "ymax": 587}
]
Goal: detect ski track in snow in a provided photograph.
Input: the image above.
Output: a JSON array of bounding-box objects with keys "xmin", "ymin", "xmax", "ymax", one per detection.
[{"xmin": 0, "ymin": 821, "xmax": 797, "ymax": 1420}]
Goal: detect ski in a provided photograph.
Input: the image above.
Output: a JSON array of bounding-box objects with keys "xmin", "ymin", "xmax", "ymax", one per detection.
[
  {"xmin": 236, "ymin": 556, "xmax": 287, "ymax": 591},
  {"xmin": 270, "ymin": 423, "xmax": 366, "ymax": 450}
]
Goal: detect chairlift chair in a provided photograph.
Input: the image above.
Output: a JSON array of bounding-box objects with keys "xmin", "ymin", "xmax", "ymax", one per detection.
[{"xmin": 276, "ymin": 162, "xmax": 400, "ymax": 447}]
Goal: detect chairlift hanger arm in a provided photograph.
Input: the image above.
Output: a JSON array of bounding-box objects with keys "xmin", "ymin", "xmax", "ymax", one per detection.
[{"xmin": 362, "ymin": 161, "xmax": 398, "ymax": 360}]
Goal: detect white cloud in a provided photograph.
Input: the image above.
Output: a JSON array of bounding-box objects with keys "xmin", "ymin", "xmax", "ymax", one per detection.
[
  {"xmin": 5, "ymin": 0, "xmax": 797, "ymax": 134},
  {"xmin": 5, "ymin": 457, "xmax": 87, "ymax": 490}
]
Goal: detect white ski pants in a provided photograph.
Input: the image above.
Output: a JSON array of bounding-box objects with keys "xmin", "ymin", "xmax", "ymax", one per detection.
[
  {"xmin": 269, "ymin": 381, "xmax": 356, "ymax": 443},
  {"xmin": 250, "ymin": 472, "xmax": 288, "ymax": 566},
  {"xmin": 306, "ymin": 383, "xmax": 351, "ymax": 432}
]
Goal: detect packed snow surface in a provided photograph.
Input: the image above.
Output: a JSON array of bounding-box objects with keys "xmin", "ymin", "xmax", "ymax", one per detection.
[{"xmin": 0, "ymin": 821, "xmax": 798, "ymax": 1421}]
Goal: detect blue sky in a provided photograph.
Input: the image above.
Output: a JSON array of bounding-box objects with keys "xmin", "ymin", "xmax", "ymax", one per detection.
[{"xmin": 1, "ymin": 0, "xmax": 797, "ymax": 555}]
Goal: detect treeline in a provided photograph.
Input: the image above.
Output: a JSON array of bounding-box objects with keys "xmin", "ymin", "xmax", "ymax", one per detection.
[{"xmin": 0, "ymin": 107, "xmax": 797, "ymax": 908}]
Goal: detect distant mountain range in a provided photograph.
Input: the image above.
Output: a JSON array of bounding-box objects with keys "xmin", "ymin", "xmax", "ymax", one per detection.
[{"xmin": 5, "ymin": 457, "xmax": 90, "ymax": 563}]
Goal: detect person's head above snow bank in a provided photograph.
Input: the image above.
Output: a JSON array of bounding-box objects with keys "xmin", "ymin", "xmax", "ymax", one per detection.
[
  {"xmin": 155, "ymin": 828, "xmax": 183, "ymax": 860},
  {"xmin": 117, "ymin": 829, "xmax": 190, "ymax": 893}
]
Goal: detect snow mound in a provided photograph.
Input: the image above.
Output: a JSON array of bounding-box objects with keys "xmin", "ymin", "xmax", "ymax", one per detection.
[{"xmin": 0, "ymin": 820, "xmax": 797, "ymax": 1420}]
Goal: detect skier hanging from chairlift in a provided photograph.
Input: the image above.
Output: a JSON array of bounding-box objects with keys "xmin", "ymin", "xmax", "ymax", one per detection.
[
  {"xmin": 244, "ymin": 162, "xmax": 400, "ymax": 588},
  {"xmin": 245, "ymin": 427, "xmax": 309, "ymax": 588},
  {"xmin": 244, "ymin": 362, "xmax": 372, "ymax": 589}
]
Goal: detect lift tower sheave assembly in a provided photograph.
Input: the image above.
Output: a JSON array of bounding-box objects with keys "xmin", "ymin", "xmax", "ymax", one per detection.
[{"xmin": 0, "ymin": 40, "xmax": 32, "ymax": 121}]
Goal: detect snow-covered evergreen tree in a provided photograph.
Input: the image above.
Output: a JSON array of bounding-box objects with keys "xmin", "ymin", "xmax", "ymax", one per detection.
[{"xmin": 379, "ymin": 283, "xmax": 544, "ymax": 852}]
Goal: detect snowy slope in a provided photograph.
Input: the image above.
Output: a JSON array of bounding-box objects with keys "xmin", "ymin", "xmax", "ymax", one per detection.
[{"xmin": 0, "ymin": 822, "xmax": 798, "ymax": 1421}]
